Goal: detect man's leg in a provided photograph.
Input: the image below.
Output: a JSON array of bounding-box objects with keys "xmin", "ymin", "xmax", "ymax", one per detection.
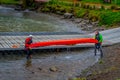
[
  {"xmin": 29, "ymin": 49, "xmax": 32, "ymax": 59},
  {"xmin": 26, "ymin": 49, "xmax": 30, "ymax": 60},
  {"xmin": 100, "ymin": 45, "xmax": 103, "ymax": 58},
  {"xmin": 94, "ymin": 44, "xmax": 97, "ymax": 56}
]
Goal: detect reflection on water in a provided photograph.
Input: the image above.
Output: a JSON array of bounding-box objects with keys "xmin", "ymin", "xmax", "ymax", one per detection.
[
  {"xmin": 0, "ymin": 6, "xmax": 82, "ymax": 32},
  {"xmin": 25, "ymin": 59, "xmax": 32, "ymax": 68}
]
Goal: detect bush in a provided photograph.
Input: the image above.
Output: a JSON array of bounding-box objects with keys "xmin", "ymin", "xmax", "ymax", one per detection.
[
  {"xmin": 81, "ymin": 0, "xmax": 102, "ymax": 3},
  {"xmin": 43, "ymin": 0, "xmax": 120, "ymax": 26},
  {"xmin": 41, "ymin": 7, "xmax": 50, "ymax": 12},
  {"xmin": 0, "ymin": 0, "xmax": 19, "ymax": 4},
  {"xmin": 100, "ymin": 10, "xmax": 120, "ymax": 26},
  {"xmin": 111, "ymin": 5, "xmax": 117, "ymax": 9},
  {"xmin": 101, "ymin": 5, "xmax": 105, "ymax": 10},
  {"xmin": 75, "ymin": 8, "xmax": 87, "ymax": 18},
  {"xmin": 89, "ymin": 10, "xmax": 100, "ymax": 21}
]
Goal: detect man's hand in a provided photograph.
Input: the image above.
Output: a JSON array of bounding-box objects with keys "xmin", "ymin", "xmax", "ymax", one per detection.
[{"xmin": 29, "ymin": 47, "xmax": 32, "ymax": 50}]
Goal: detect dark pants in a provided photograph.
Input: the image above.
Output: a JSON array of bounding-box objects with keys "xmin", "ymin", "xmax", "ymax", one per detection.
[
  {"xmin": 26, "ymin": 49, "xmax": 32, "ymax": 60},
  {"xmin": 94, "ymin": 43, "xmax": 103, "ymax": 58}
]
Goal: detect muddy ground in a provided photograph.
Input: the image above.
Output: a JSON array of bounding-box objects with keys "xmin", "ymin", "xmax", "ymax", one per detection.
[{"xmin": 78, "ymin": 44, "xmax": 120, "ymax": 80}]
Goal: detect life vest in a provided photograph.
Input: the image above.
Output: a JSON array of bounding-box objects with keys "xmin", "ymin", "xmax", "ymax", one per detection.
[
  {"xmin": 95, "ymin": 34, "xmax": 100, "ymax": 41},
  {"xmin": 25, "ymin": 37, "xmax": 32, "ymax": 49},
  {"xmin": 95, "ymin": 33, "xmax": 103, "ymax": 43}
]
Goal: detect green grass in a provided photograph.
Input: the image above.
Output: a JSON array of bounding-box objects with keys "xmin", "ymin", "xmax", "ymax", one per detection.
[
  {"xmin": 46, "ymin": 0, "xmax": 120, "ymax": 26},
  {"xmin": 81, "ymin": 0, "xmax": 120, "ymax": 5},
  {"xmin": 112, "ymin": 0, "xmax": 120, "ymax": 5},
  {"xmin": 75, "ymin": 8, "xmax": 87, "ymax": 18},
  {"xmin": 49, "ymin": 0, "xmax": 73, "ymax": 6},
  {"xmin": 0, "ymin": 0, "xmax": 19, "ymax": 4},
  {"xmin": 100, "ymin": 10, "xmax": 120, "ymax": 26},
  {"xmin": 81, "ymin": 0, "xmax": 102, "ymax": 3}
]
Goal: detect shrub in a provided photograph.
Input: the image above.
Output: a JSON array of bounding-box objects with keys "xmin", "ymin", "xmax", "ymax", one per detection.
[
  {"xmin": 0, "ymin": 0, "xmax": 19, "ymax": 4},
  {"xmin": 89, "ymin": 10, "xmax": 100, "ymax": 21},
  {"xmin": 81, "ymin": 0, "xmax": 102, "ymax": 3},
  {"xmin": 101, "ymin": 5, "xmax": 105, "ymax": 10},
  {"xmin": 41, "ymin": 7, "xmax": 50, "ymax": 12},
  {"xmin": 100, "ymin": 10, "xmax": 120, "ymax": 26},
  {"xmin": 75, "ymin": 8, "xmax": 87, "ymax": 18},
  {"xmin": 111, "ymin": 5, "xmax": 117, "ymax": 10}
]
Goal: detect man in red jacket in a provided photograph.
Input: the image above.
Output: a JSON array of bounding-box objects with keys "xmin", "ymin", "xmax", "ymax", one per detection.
[{"xmin": 25, "ymin": 35, "xmax": 33, "ymax": 60}]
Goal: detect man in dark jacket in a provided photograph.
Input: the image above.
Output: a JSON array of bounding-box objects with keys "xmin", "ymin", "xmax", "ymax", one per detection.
[
  {"xmin": 94, "ymin": 31, "xmax": 103, "ymax": 58},
  {"xmin": 25, "ymin": 35, "xmax": 33, "ymax": 59}
]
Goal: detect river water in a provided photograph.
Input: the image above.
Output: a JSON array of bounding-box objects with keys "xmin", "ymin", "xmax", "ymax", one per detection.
[
  {"xmin": 0, "ymin": 6, "xmax": 81, "ymax": 32},
  {"xmin": 0, "ymin": 49, "xmax": 100, "ymax": 80}
]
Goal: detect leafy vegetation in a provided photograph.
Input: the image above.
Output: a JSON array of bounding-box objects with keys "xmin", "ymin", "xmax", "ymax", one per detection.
[
  {"xmin": 42, "ymin": 0, "xmax": 120, "ymax": 26},
  {"xmin": 0, "ymin": 0, "xmax": 19, "ymax": 4},
  {"xmin": 81, "ymin": 0, "xmax": 102, "ymax": 3},
  {"xmin": 100, "ymin": 10, "xmax": 120, "ymax": 26}
]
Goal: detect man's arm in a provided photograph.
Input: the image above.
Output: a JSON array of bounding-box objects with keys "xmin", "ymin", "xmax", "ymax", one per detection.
[{"xmin": 99, "ymin": 34, "xmax": 103, "ymax": 43}]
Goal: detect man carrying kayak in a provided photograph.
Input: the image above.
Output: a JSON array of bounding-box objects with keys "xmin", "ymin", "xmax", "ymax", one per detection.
[
  {"xmin": 25, "ymin": 35, "xmax": 33, "ymax": 60},
  {"xmin": 94, "ymin": 30, "xmax": 103, "ymax": 58}
]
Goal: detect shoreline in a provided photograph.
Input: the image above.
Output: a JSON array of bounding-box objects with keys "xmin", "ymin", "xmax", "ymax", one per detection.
[
  {"xmin": 41, "ymin": 12, "xmax": 106, "ymax": 33},
  {"xmin": 75, "ymin": 44, "xmax": 120, "ymax": 80}
]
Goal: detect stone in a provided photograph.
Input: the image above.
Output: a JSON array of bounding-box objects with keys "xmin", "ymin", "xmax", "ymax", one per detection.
[
  {"xmin": 92, "ymin": 21, "xmax": 99, "ymax": 24},
  {"xmin": 74, "ymin": 19, "xmax": 82, "ymax": 23},
  {"xmin": 49, "ymin": 66, "xmax": 58, "ymax": 72},
  {"xmin": 64, "ymin": 13, "xmax": 73, "ymax": 19},
  {"xmin": 86, "ymin": 71, "xmax": 92, "ymax": 77},
  {"xmin": 42, "ymin": 68, "xmax": 48, "ymax": 72},
  {"xmin": 31, "ymin": 71, "xmax": 35, "ymax": 74},
  {"xmin": 38, "ymin": 67, "xmax": 42, "ymax": 71}
]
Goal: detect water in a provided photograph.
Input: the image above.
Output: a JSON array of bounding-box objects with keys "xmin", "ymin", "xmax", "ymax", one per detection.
[
  {"xmin": 0, "ymin": 49, "xmax": 100, "ymax": 80},
  {"xmin": 0, "ymin": 6, "xmax": 82, "ymax": 32}
]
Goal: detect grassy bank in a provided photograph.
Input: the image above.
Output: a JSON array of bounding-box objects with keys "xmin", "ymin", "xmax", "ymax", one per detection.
[
  {"xmin": 1, "ymin": 0, "xmax": 120, "ymax": 27},
  {"xmin": 82, "ymin": 0, "xmax": 120, "ymax": 6},
  {"xmin": 81, "ymin": 0, "xmax": 102, "ymax": 3},
  {"xmin": 40, "ymin": 0, "xmax": 120, "ymax": 27},
  {"xmin": 0, "ymin": 0, "xmax": 19, "ymax": 4}
]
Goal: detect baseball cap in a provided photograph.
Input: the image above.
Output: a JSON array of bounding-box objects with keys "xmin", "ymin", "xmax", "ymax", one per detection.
[{"xmin": 29, "ymin": 35, "xmax": 33, "ymax": 37}]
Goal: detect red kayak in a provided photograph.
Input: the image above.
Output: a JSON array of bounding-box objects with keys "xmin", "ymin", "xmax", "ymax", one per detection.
[{"xmin": 30, "ymin": 38, "xmax": 98, "ymax": 48}]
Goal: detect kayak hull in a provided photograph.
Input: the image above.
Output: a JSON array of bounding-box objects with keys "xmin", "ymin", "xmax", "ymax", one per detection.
[{"xmin": 30, "ymin": 38, "xmax": 98, "ymax": 48}]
